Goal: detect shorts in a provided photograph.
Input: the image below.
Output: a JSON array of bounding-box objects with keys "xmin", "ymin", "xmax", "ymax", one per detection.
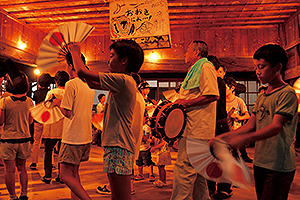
[
  {"xmin": 103, "ymin": 147, "xmax": 134, "ymax": 175},
  {"xmin": 58, "ymin": 142, "xmax": 91, "ymax": 165},
  {"xmin": 0, "ymin": 142, "xmax": 31, "ymax": 160},
  {"xmin": 136, "ymin": 149, "xmax": 155, "ymax": 166}
]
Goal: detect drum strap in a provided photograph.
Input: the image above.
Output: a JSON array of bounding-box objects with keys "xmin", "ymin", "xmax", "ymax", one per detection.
[{"xmin": 155, "ymin": 102, "xmax": 173, "ymax": 130}]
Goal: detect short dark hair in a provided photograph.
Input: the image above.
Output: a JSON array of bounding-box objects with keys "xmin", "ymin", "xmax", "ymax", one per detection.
[
  {"xmin": 224, "ymin": 76, "xmax": 237, "ymax": 91},
  {"xmin": 253, "ymin": 44, "xmax": 288, "ymax": 74},
  {"xmin": 54, "ymin": 70, "xmax": 69, "ymax": 87},
  {"xmin": 66, "ymin": 52, "xmax": 87, "ymax": 69},
  {"xmin": 207, "ymin": 55, "xmax": 221, "ymax": 70},
  {"xmin": 38, "ymin": 73, "xmax": 53, "ymax": 87},
  {"xmin": 98, "ymin": 93, "xmax": 105, "ymax": 101},
  {"xmin": 5, "ymin": 71, "xmax": 29, "ymax": 95},
  {"xmin": 192, "ymin": 41, "xmax": 208, "ymax": 58},
  {"xmin": 109, "ymin": 40, "xmax": 144, "ymax": 73}
]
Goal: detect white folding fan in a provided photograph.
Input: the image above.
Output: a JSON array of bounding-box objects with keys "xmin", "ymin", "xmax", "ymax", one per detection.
[
  {"xmin": 186, "ymin": 138, "xmax": 252, "ymax": 190},
  {"xmin": 30, "ymin": 100, "xmax": 64, "ymax": 125},
  {"xmin": 36, "ymin": 22, "xmax": 95, "ymax": 71}
]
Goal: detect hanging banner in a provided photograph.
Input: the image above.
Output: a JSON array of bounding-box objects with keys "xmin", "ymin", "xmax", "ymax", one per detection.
[{"xmin": 109, "ymin": 0, "xmax": 171, "ymax": 49}]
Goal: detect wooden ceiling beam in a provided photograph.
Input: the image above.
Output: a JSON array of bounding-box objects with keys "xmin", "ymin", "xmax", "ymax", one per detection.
[
  {"xmin": 7, "ymin": 3, "xmax": 108, "ymax": 15},
  {"xmin": 25, "ymin": 17, "xmax": 108, "ymax": 25},
  {"xmin": 171, "ymin": 20, "xmax": 284, "ymax": 26},
  {"xmin": 11, "ymin": 8, "xmax": 297, "ymax": 19},
  {"xmin": 34, "ymin": 21, "xmax": 280, "ymax": 33},
  {"xmin": 169, "ymin": 9, "xmax": 298, "ymax": 14},
  {"xmin": 0, "ymin": 0, "xmax": 96, "ymax": 8},
  {"xmin": 168, "ymin": 2, "xmax": 300, "ymax": 9},
  {"xmin": 18, "ymin": 9, "xmax": 292, "ymax": 21},
  {"xmin": 24, "ymin": 14, "xmax": 287, "ymax": 26},
  {"xmin": 170, "ymin": 24, "xmax": 278, "ymax": 30},
  {"xmin": 170, "ymin": 15, "xmax": 291, "ymax": 21},
  {"xmin": 18, "ymin": 11, "xmax": 109, "ymax": 20},
  {"xmin": 6, "ymin": 2, "xmax": 299, "ymax": 15},
  {"xmin": 2, "ymin": 0, "xmax": 299, "ymax": 9}
]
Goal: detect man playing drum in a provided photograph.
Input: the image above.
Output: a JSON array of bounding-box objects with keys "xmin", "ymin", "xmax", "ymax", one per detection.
[{"xmin": 171, "ymin": 41, "xmax": 219, "ymax": 200}]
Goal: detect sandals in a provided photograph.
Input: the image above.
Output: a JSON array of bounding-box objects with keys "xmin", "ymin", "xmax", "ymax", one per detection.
[
  {"xmin": 149, "ymin": 174, "xmax": 155, "ymax": 182},
  {"xmin": 153, "ymin": 180, "xmax": 167, "ymax": 188},
  {"xmin": 134, "ymin": 174, "xmax": 144, "ymax": 181}
]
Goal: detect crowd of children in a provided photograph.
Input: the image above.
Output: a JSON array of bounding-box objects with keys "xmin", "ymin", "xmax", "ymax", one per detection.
[{"xmin": 0, "ymin": 40, "xmax": 298, "ymax": 200}]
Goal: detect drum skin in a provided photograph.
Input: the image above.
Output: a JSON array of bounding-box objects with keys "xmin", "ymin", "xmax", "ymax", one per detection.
[{"xmin": 150, "ymin": 100, "xmax": 186, "ymax": 143}]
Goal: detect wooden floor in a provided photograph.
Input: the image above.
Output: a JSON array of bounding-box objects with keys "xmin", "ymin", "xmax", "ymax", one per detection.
[{"xmin": 0, "ymin": 145, "xmax": 300, "ymax": 200}]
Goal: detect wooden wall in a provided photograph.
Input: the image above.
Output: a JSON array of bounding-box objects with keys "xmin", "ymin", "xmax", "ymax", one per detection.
[
  {"xmin": 0, "ymin": 10, "xmax": 292, "ymax": 80},
  {"xmin": 0, "ymin": 12, "xmax": 44, "ymax": 65},
  {"xmin": 281, "ymin": 10, "xmax": 300, "ymax": 81},
  {"xmin": 84, "ymin": 27, "xmax": 281, "ymax": 75}
]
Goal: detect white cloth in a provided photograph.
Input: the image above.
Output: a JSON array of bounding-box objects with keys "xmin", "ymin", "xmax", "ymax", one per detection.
[
  {"xmin": 96, "ymin": 102, "xmax": 105, "ymax": 114},
  {"xmin": 226, "ymin": 96, "xmax": 248, "ymax": 115},
  {"xmin": 61, "ymin": 78, "xmax": 94, "ymax": 145}
]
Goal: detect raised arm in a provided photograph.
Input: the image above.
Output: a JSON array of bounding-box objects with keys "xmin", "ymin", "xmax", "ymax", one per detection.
[
  {"xmin": 52, "ymin": 99, "xmax": 72, "ymax": 118},
  {"xmin": 68, "ymin": 43, "xmax": 100, "ymax": 83}
]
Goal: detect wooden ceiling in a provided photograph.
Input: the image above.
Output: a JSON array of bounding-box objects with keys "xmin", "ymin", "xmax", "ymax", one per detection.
[{"xmin": 1, "ymin": 0, "xmax": 299, "ymax": 35}]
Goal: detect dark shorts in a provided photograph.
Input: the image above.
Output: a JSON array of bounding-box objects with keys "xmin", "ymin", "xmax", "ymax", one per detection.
[
  {"xmin": 136, "ymin": 149, "xmax": 155, "ymax": 166},
  {"xmin": 254, "ymin": 165, "xmax": 295, "ymax": 200}
]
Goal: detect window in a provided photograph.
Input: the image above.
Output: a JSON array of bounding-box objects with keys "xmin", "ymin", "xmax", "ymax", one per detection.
[
  {"xmin": 236, "ymin": 80, "xmax": 266, "ymax": 113},
  {"xmin": 144, "ymin": 78, "xmax": 263, "ymax": 114},
  {"xmin": 144, "ymin": 79, "xmax": 183, "ymax": 101}
]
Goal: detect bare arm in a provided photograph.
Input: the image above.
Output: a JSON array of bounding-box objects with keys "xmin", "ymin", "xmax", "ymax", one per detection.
[
  {"xmin": 61, "ymin": 108, "xmax": 72, "ymax": 118},
  {"xmin": 231, "ymin": 111, "xmax": 250, "ymax": 121},
  {"xmin": 218, "ymin": 114, "xmax": 256, "ymax": 142},
  {"xmin": 68, "ymin": 43, "xmax": 100, "ymax": 83},
  {"xmin": 86, "ymin": 79, "xmax": 102, "ymax": 90},
  {"xmin": 52, "ymin": 99, "xmax": 72, "ymax": 118},
  {"xmin": 0, "ymin": 109, "xmax": 4, "ymax": 126},
  {"xmin": 174, "ymin": 95, "xmax": 219, "ymax": 108},
  {"xmin": 150, "ymin": 139, "xmax": 167, "ymax": 152},
  {"xmin": 29, "ymin": 112, "xmax": 33, "ymax": 124},
  {"xmin": 220, "ymin": 114, "xmax": 287, "ymax": 149}
]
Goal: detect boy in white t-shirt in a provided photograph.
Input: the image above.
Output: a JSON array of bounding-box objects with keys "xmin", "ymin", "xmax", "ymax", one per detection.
[
  {"xmin": 54, "ymin": 53, "xmax": 94, "ymax": 200},
  {"xmin": 68, "ymin": 39, "xmax": 144, "ymax": 200}
]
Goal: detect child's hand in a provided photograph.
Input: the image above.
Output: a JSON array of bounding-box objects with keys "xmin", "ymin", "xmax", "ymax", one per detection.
[
  {"xmin": 68, "ymin": 42, "xmax": 81, "ymax": 56},
  {"xmin": 150, "ymin": 147, "xmax": 156, "ymax": 153},
  {"xmin": 147, "ymin": 138, "xmax": 153, "ymax": 143},
  {"xmin": 231, "ymin": 112, "xmax": 240, "ymax": 120},
  {"xmin": 52, "ymin": 99, "xmax": 61, "ymax": 107}
]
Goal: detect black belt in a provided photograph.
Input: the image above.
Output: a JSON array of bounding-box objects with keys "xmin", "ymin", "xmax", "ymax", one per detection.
[{"xmin": 0, "ymin": 138, "xmax": 31, "ymax": 143}]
